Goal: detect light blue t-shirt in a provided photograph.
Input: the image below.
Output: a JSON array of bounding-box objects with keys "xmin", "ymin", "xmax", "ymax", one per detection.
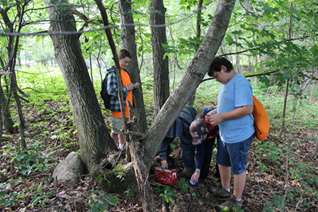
[{"xmin": 217, "ymin": 73, "xmax": 255, "ymax": 143}]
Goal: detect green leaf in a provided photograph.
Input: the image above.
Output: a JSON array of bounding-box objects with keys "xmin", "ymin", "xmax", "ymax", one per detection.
[
  {"xmin": 225, "ymin": 35, "xmax": 234, "ymax": 45},
  {"xmin": 0, "ymin": 190, "xmax": 7, "ymax": 196},
  {"xmin": 96, "ymin": 203, "xmax": 107, "ymax": 211},
  {"xmin": 90, "ymin": 205, "xmax": 100, "ymax": 212},
  {"xmin": 108, "ymin": 196, "xmax": 119, "ymax": 205}
]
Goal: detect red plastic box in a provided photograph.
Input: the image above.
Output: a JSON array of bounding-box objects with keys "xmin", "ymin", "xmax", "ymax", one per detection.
[{"xmin": 154, "ymin": 167, "xmax": 177, "ymax": 185}]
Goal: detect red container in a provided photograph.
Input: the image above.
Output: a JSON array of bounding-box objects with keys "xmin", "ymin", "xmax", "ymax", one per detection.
[{"xmin": 154, "ymin": 167, "xmax": 177, "ymax": 185}]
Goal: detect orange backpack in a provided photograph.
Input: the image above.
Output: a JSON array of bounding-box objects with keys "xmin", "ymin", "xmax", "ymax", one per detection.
[{"xmin": 252, "ymin": 95, "xmax": 270, "ymax": 141}]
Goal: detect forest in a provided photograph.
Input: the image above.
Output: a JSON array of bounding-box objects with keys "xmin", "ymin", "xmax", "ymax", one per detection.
[{"xmin": 0, "ymin": 0, "xmax": 317, "ymax": 211}]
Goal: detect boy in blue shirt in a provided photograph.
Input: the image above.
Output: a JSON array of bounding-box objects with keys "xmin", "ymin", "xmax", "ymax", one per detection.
[{"xmin": 206, "ymin": 56, "xmax": 254, "ymax": 211}]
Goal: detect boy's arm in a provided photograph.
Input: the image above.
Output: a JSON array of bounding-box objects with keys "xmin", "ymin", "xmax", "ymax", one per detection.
[
  {"xmin": 208, "ymin": 105, "xmax": 253, "ymax": 126},
  {"xmin": 195, "ymin": 143, "xmax": 205, "ymax": 170}
]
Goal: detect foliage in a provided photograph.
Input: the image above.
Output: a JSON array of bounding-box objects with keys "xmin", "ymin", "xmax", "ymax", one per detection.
[
  {"xmin": 29, "ymin": 183, "xmax": 55, "ymax": 206},
  {"xmin": 0, "ymin": 178, "xmax": 24, "ymax": 208},
  {"xmin": 159, "ymin": 186, "xmax": 175, "ymax": 203},
  {"xmin": 124, "ymin": 188, "xmax": 134, "ymax": 198},
  {"xmin": 113, "ymin": 164, "xmax": 125, "ymax": 182},
  {"xmin": 89, "ymin": 190, "xmax": 119, "ymax": 212},
  {"xmin": 2, "ymin": 142, "xmax": 57, "ymax": 176},
  {"xmin": 177, "ymin": 178, "xmax": 190, "ymax": 193}
]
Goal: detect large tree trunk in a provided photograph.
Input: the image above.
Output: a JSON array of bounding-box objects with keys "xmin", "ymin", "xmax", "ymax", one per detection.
[
  {"xmin": 119, "ymin": 0, "xmax": 147, "ymax": 133},
  {"xmin": 150, "ymin": 0, "xmax": 170, "ymax": 118},
  {"xmin": 45, "ymin": 0, "xmax": 117, "ymax": 171}
]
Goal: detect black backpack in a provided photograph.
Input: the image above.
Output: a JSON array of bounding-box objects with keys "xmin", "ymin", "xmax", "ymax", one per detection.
[{"xmin": 100, "ymin": 67, "xmax": 116, "ymax": 109}]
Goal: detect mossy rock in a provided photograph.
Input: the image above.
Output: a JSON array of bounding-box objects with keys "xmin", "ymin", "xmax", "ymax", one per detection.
[{"xmin": 94, "ymin": 162, "xmax": 138, "ymax": 193}]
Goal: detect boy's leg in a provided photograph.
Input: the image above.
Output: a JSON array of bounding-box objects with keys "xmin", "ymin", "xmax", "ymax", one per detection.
[
  {"xmin": 111, "ymin": 132, "xmax": 118, "ymax": 145},
  {"xmin": 180, "ymin": 142, "xmax": 195, "ymax": 178},
  {"xmin": 111, "ymin": 116, "xmax": 124, "ymax": 149},
  {"xmin": 216, "ymin": 138, "xmax": 232, "ymax": 190},
  {"xmin": 219, "ymin": 164, "xmax": 231, "ymax": 190},
  {"xmin": 227, "ymin": 134, "xmax": 253, "ymax": 199},
  {"xmin": 199, "ymin": 136, "xmax": 215, "ymax": 182},
  {"xmin": 233, "ymin": 172, "xmax": 246, "ymax": 199},
  {"xmin": 181, "ymin": 143, "xmax": 195, "ymax": 168},
  {"xmin": 118, "ymin": 133, "xmax": 125, "ymax": 147}
]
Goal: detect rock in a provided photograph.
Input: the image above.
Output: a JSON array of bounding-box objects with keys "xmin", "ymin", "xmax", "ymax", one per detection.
[{"xmin": 52, "ymin": 152, "xmax": 85, "ymax": 186}]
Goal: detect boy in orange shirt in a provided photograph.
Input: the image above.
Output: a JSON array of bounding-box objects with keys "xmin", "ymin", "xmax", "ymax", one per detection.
[{"xmin": 106, "ymin": 49, "xmax": 139, "ymax": 150}]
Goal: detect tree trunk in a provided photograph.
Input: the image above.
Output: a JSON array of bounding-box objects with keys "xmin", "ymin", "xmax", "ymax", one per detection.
[
  {"xmin": 1, "ymin": 1, "xmax": 29, "ymax": 148},
  {"xmin": 119, "ymin": 0, "xmax": 147, "ymax": 134},
  {"xmin": 45, "ymin": 0, "xmax": 117, "ymax": 171},
  {"xmin": 0, "ymin": 79, "xmax": 15, "ymax": 133},
  {"xmin": 0, "ymin": 76, "xmax": 2, "ymax": 144},
  {"xmin": 188, "ymin": 0, "xmax": 203, "ymax": 106},
  {"xmin": 119, "ymin": 1, "xmax": 153, "ymax": 209},
  {"xmin": 11, "ymin": 72, "xmax": 26, "ymax": 149},
  {"xmin": 150, "ymin": 0, "xmax": 170, "ymax": 118}
]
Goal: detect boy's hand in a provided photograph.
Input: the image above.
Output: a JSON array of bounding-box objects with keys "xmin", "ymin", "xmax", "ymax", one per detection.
[
  {"xmin": 170, "ymin": 147, "xmax": 182, "ymax": 158},
  {"xmin": 208, "ymin": 113, "xmax": 223, "ymax": 125},
  {"xmin": 126, "ymin": 83, "xmax": 134, "ymax": 91},
  {"xmin": 206, "ymin": 109, "xmax": 217, "ymax": 117},
  {"xmin": 161, "ymin": 160, "xmax": 168, "ymax": 169},
  {"xmin": 134, "ymin": 82, "xmax": 140, "ymax": 89},
  {"xmin": 191, "ymin": 169, "xmax": 200, "ymax": 182}
]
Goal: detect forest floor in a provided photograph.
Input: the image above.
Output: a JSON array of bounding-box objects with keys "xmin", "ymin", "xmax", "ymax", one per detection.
[{"xmin": 1, "ymin": 99, "xmax": 318, "ymax": 212}]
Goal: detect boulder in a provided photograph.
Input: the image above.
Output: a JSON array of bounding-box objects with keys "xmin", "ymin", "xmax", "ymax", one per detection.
[{"xmin": 53, "ymin": 152, "xmax": 85, "ymax": 186}]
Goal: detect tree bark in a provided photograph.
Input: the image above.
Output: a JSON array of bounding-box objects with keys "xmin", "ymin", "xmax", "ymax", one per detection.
[
  {"xmin": 150, "ymin": 0, "xmax": 170, "ymax": 118},
  {"xmin": 188, "ymin": 0, "xmax": 204, "ymax": 106},
  {"xmin": 0, "ymin": 7, "xmax": 17, "ymax": 134},
  {"xmin": 119, "ymin": 0, "xmax": 147, "ymax": 134},
  {"xmin": 45, "ymin": 0, "xmax": 117, "ymax": 171},
  {"xmin": 118, "ymin": 1, "xmax": 154, "ymax": 210},
  {"xmin": 0, "ymin": 76, "xmax": 2, "ymax": 144},
  {"xmin": 0, "ymin": 78, "xmax": 15, "ymax": 133}
]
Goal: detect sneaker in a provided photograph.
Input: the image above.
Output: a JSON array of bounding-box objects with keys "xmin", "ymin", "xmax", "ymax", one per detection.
[
  {"xmin": 215, "ymin": 195, "xmax": 242, "ymax": 212},
  {"xmin": 180, "ymin": 167, "xmax": 194, "ymax": 178},
  {"xmin": 207, "ymin": 186, "xmax": 231, "ymax": 200}
]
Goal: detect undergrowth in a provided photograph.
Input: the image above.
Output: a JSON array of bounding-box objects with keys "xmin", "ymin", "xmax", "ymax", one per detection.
[{"xmin": 0, "ymin": 68, "xmax": 317, "ymax": 211}]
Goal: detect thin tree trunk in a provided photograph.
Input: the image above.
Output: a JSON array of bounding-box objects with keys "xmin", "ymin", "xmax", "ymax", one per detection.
[
  {"xmin": 2, "ymin": 1, "xmax": 30, "ymax": 148},
  {"xmin": 0, "ymin": 77, "xmax": 15, "ymax": 133},
  {"xmin": 279, "ymin": 5, "xmax": 293, "ymax": 139},
  {"xmin": 150, "ymin": 0, "xmax": 170, "ymax": 118},
  {"xmin": 188, "ymin": 0, "xmax": 203, "ymax": 106},
  {"xmin": 45, "ymin": 0, "xmax": 116, "ymax": 171},
  {"xmin": 278, "ymin": 79, "xmax": 289, "ymax": 138},
  {"xmin": 11, "ymin": 72, "xmax": 26, "ymax": 149},
  {"xmin": 89, "ymin": 54, "xmax": 93, "ymax": 84},
  {"xmin": 119, "ymin": 0, "xmax": 147, "ymax": 134},
  {"xmin": 0, "ymin": 75, "xmax": 2, "ymax": 144},
  {"xmin": 281, "ymin": 97, "xmax": 298, "ymax": 210}
]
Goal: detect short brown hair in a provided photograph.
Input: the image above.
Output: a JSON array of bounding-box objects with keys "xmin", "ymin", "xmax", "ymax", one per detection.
[
  {"xmin": 207, "ymin": 56, "xmax": 233, "ymax": 77},
  {"xmin": 118, "ymin": 48, "xmax": 131, "ymax": 59}
]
